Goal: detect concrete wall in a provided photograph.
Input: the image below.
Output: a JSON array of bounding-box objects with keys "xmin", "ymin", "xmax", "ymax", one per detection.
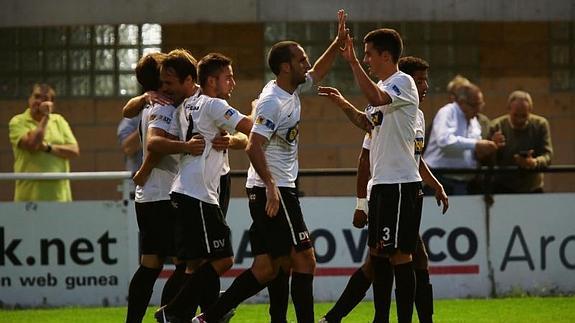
[{"xmin": 1, "ymin": 0, "xmax": 574, "ymax": 27}]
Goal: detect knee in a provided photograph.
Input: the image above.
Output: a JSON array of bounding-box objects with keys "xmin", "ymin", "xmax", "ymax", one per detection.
[
  {"xmin": 140, "ymin": 255, "xmax": 164, "ymax": 269},
  {"xmin": 389, "ymin": 252, "xmax": 412, "ymax": 266},
  {"xmin": 252, "ymin": 263, "xmax": 279, "ymax": 283},
  {"xmin": 212, "ymin": 257, "xmax": 234, "ymax": 275}
]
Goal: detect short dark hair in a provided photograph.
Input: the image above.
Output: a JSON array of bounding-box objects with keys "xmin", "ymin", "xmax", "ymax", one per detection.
[
  {"xmin": 161, "ymin": 49, "xmax": 198, "ymax": 83},
  {"xmin": 268, "ymin": 40, "xmax": 300, "ymax": 76},
  {"xmin": 398, "ymin": 56, "xmax": 430, "ymax": 77},
  {"xmin": 198, "ymin": 53, "xmax": 233, "ymax": 88},
  {"xmin": 363, "ymin": 28, "xmax": 403, "ymax": 63},
  {"xmin": 135, "ymin": 52, "xmax": 166, "ymax": 92},
  {"xmin": 30, "ymin": 83, "xmax": 56, "ymax": 101}
]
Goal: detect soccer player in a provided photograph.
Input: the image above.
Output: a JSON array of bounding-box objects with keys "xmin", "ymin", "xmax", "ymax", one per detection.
[
  {"xmin": 319, "ymin": 56, "xmax": 448, "ymax": 323},
  {"xmin": 124, "ymin": 51, "xmax": 205, "ymax": 323},
  {"xmin": 191, "ymin": 10, "xmax": 349, "ymax": 323},
  {"xmin": 152, "ymin": 52, "xmax": 253, "ymax": 322},
  {"xmin": 318, "ymin": 25, "xmax": 427, "ymax": 322}
]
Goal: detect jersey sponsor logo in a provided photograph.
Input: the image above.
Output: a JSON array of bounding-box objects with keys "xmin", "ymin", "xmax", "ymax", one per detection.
[
  {"xmin": 414, "ymin": 137, "xmax": 424, "ymax": 155},
  {"xmin": 224, "ymin": 109, "xmax": 236, "ymax": 120},
  {"xmin": 370, "ymin": 110, "xmax": 383, "ymax": 126},
  {"xmin": 391, "ymin": 84, "xmax": 401, "ymax": 96},
  {"xmin": 149, "ymin": 114, "xmax": 172, "ymax": 124},
  {"xmin": 184, "ymin": 104, "xmax": 200, "ymax": 111},
  {"xmin": 255, "ymin": 115, "xmax": 275, "ymax": 130},
  {"xmin": 286, "ymin": 122, "xmax": 299, "ymax": 143}
]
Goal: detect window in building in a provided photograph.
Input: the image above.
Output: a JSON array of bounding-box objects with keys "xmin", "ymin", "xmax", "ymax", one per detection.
[
  {"xmin": 550, "ymin": 22, "xmax": 575, "ymax": 91},
  {"xmin": 0, "ymin": 24, "xmax": 162, "ymax": 98},
  {"xmin": 263, "ymin": 22, "xmax": 480, "ymax": 94}
]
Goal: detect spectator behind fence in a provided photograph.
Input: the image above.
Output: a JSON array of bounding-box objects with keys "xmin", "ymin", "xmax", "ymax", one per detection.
[
  {"xmin": 489, "ymin": 90, "xmax": 553, "ymax": 193},
  {"xmin": 446, "ymin": 75, "xmax": 491, "ymax": 139},
  {"xmin": 117, "ymin": 116, "xmax": 143, "ymax": 175},
  {"xmin": 424, "ymin": 82, "xmax": 501, "ymax": 195},
  {"xmin": 117, "ymin": 115, "xmax": 142, "ymax": 199},
  {"xmin": 8, "ymin": 83, "xmax": 80, "ymax": 201}
]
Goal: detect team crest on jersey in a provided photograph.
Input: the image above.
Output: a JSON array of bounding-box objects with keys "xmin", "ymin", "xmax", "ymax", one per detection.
[
  {"xmin": 391, "ymin": 84, "xmax": 401, "ymax": 96},
  {"xmin": 414, "ymin": 137, "xmax": 424, "ymax": 155},
  {"xmin": 370, "ymin": 111, "xmax": 383, "ymax": 126},
  {"xmin": 255, "ymin": 115, "xmax": 275, "ymax": 130},
  {"xmin": 286, "ymin": 122, "xmax": 299, "ymax": 143},
  {"xmin": 224, "ymin": 109, "xmax": 236, "ymax": 120}
]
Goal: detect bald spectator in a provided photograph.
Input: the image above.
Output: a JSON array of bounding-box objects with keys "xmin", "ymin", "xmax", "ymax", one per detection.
[
  {"xmin": 446, "ymin": 75, "xmax": 491, "ymax": 139},
  {"xmin": 489, "ymin": 90, "xmax": 553, "ymax": 193},
  {"xmin": 424, "ymin": 83, "xmax": 500, "ymax": 195}
]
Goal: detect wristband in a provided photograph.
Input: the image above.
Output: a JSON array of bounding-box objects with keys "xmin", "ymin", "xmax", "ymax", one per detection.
[
  {"xmin": 45, "ymin": 144, "xmax": 52, "ymax": 153},
  {"xmin": 355, "ymin": 198, "xmax": 368, "ymax": 212}
]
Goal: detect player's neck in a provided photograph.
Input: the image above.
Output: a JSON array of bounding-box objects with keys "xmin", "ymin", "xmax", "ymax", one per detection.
[
  {"xmin": 276, "ymin": 77, "xmax": 296, "ymax": 94},
  {"xmin": 378, "ymin": 64, "xmax": 399, "ymax": 82}
]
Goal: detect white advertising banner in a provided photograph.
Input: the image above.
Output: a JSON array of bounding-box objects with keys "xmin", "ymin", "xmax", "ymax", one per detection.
[
  {"xmin": 490, "ymin": 193, "xmax": 575, "ymax": 295},
  {"xmin": 0, "ymin": 201, "xmax": 137, "ymax": 307},
  {"xmin": 1, "ymin": 194, "xmax": 573, "ymax": 307}
]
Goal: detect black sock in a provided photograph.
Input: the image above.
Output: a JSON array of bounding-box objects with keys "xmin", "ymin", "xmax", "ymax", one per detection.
[
  {"xmin": 205, "ymin": 269, "xmax": 265, "ymax": 322},
  {"xmin": 371, "ymin": 256, "xmax": 394, "ymax": 323},
  {"xmin": 291, "ymin": 272, "xmax": 314, "ymax": 323},
  {"xmin": 161, "ymin": 263, "xmax": 187, "ymax": 305},
  {"xmin": 164, "ymin": 272, "xmax": 199, "ymax": 318},
  {"xmin": 325, "ymin": 267, "xmax": 372, "ymax": 322},
  {"xmin": 394, "ymin": 262, "xmax": 415, "ymax": 323},
  {"xmin": 126, "ymin": 266, "xmax": 161, "ymax": 323},
  {"xmin": 414, "ymin": 269, "xmax": 433, "ymax": 323},
  {"xmin": 268, "ymin": 268, "xmax": 289, "ymax": 323},
  {"xmin": 197, "ymin": 264, "xmax": 221, "ymax": 313}
]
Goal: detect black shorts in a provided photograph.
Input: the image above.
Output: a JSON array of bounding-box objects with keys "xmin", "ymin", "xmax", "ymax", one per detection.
[
  {"xmin": 247, "ymin": 186, "xmax": 312, "ymax": 258},
  {"xmin": 170, "ymin": 192, "xmax": 233, "ymax": 261},
  {"xmin": 219, "ymin": 172, "xmax": 231, "ymax": 217},
  {"xmin": 135, "ymin": 200, "xmax": 176, "ymax": 257},
  {"xmin": 368, "ymin": 182, "xmax": 423, "ymax": 255}
]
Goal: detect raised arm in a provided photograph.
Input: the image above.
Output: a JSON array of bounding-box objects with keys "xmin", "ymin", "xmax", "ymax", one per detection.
[
  {"xmin": 340, "ymin": 36, "xmax": 392, "ymax": 107},
  {"xmin": 122, "ymin": 91, "xmax": 173, "ymax": 118},
  {"xmin": 308, "ymin": 9, "xmax": 348, "ymax": 83}
]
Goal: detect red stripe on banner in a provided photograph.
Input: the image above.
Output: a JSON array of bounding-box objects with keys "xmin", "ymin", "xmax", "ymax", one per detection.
[
  {"xmin": 159, "ymin": 264, "xmax": 479, "ymax": 278},
  {"xmin": 428, "ymin": 265, "xmax": 480, "ymax": 275}
]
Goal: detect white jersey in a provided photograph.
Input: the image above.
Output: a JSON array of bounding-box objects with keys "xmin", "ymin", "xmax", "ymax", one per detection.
[
  {"xmin": 135, "ymin": 103, "xmax": 179, "ymax": 203},
  {"xmin": 169, "ymin": 91, "xmax": 245, "ymax": 204},
  {"xmin": 367, "ymin": 71, "xmax": 422, "ymax": 184},
  {"xmin": 362, "ymin": 108, "xmax": 425, "ymax": 197},
  {"xmin": 246, "ymin": 74, "xmax": 314, "ymax": 188}
]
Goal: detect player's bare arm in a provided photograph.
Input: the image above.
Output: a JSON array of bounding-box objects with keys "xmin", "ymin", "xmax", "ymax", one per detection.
[
  {"xmin": 354, "ymin": 146, "xmax": 370, "ymax": 228},
  {"xmin": 122, "ymin": 92, "xmax": 173, "ymax": 118},
  {"xmin": 308, "ymin": 9, "xmax": 348, "ymax": 83},
  {"xmin": 246, "ymin": 132, "xmax": 280, "ymax": 217},
  {"xmin": 419, "ymin": 158, "xmax": 449, "ymax": 214},
  {"xmin": 341, "ymin": 36, "xmax": 392, "ymax": 107},
  {"xmin": 147, "ymin": 132, "xmax": 205, "ymax": 156},
  {"xmin": 133, "ymin": 127, "xmax": 172, "ymax": 186},
  {"xmin": 318, "ymin": 86, "xmax": 372, "ymax": 131}
]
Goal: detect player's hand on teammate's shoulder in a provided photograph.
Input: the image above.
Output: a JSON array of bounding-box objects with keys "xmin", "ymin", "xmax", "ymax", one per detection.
[{"xmin": 145, "ymin": 91, "xmax": 173, "ymax": 106}]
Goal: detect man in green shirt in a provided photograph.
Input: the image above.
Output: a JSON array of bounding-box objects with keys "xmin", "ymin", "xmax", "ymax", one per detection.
[
  {"xmin": 489, "ymin": 90, "xmax": 553, "ymax": 193},
  {"xmin": 8, "ymin": 84, "xmax": 80, "ymax": 201}
]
